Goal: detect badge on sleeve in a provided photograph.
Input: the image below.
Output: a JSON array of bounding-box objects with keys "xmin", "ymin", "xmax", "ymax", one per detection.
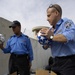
[{"xmin": 64, "ymin": 20, "xmax": 72, "ymax": 29}]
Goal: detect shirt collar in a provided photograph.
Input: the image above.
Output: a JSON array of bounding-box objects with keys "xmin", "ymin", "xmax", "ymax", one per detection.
[
  {"xmin": 13, "ymin": 32, "xmax": 23, "ymax": 37},
  {"xmin": 56, "ymin": 19, "xmax": 63, "ymax": 26},
  {"xmin": 54, "ymin": 19, "xmax": 63, "ymax": 33}
]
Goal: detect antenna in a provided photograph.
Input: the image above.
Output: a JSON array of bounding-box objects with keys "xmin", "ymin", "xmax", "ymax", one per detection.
[{"xmin": 23, "ymin": 28, "xmax": 26, "ymax": 34}]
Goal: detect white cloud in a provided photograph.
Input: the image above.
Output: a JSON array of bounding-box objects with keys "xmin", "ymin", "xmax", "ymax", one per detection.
[{"xmin": 0, "ymin": 0, "xmax": 75, "ymax": 37}]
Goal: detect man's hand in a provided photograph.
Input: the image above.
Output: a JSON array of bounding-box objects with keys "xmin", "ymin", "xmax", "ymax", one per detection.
[
  {"xmin": 29, "ymin": 62, "xmax": 32, "ymax": 69},
  {"xmin": 42, "ymin": 45, "xmax": 49, "ymax": 49},
  {"xmin": 0, "ymin": 44, "xmax": 4, "ymax": 49},
  {"xmin": 40, "ymin": 28, "xmax": 54, "ymax": 39}
]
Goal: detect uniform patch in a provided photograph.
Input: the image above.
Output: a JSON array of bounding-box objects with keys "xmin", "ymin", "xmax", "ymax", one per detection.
[{"xmin": 64, "ymin": 21, "xmax": 72, "ymax": 29}]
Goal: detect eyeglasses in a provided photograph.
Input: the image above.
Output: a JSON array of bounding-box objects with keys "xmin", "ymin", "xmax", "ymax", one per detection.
[{"xmin": 49, "ymin": 4, "xmax": 60, "ymax": 12}]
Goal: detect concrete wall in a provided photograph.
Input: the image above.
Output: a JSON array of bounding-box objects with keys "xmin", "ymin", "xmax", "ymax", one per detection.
[
  {"xmin": 30, "ymin": 38, "xmax": 51, "ymax": 71},
  {"xmin": 0, "ymin": 17, "xmax": 52, "ymax": 75},
  {"xmin": 0, "ymin": 17, "xmax": 13, "ymax": 75}
]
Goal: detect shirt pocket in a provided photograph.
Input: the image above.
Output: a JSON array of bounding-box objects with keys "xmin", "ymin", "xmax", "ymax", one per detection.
[
  {"xmin": 10, "ymin": 41, "xmax": 16, "ymax": 48},
  {"xmin": 20, "ymin": 41, "xmax": 27, "ymax": 48}
]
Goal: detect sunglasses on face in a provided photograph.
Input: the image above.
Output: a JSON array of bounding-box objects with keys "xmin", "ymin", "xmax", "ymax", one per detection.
[{"xmin": 49, "ymin": 4, "xmax": 60, "ymax": 12}]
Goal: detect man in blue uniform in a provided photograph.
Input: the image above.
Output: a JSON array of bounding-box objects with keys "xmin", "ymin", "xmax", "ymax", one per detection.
[
  {"xmin": 0, "ymin": 20, "xmax": 33, "ymax": 75},
  {"xmin": 40, "ymin": 4, "xmax": 75, "ymax": 75}
]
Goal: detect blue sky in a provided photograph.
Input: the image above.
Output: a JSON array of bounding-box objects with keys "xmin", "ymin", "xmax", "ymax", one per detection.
[{"xmin": 0, "ymin": 0, "xmax": 75, "ymax": 37}]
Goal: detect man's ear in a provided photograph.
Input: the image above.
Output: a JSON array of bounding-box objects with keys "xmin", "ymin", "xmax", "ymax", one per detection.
[{"xmin": 55, "ymin": 11, "xmax": 59, "ymax": 16}]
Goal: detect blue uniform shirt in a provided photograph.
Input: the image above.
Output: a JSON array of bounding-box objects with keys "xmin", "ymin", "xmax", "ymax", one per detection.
[
  {"xmin": 51, "ymin": 18, "xmax": 75, "ymax": 57},
  {"xmin": 2, "ymin": 33, "xmax": 33, "ymax": 62}
]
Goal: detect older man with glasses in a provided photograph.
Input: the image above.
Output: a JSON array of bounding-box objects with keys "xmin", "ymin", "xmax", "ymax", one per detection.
[{"xmin": 40, "ymin": 4, "xmax": 75, "ymax": 75}]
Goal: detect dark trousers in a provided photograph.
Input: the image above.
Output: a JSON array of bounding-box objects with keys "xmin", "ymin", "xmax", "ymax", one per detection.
[
  {"xmin": 52, "ymin": 55, "xmax": 75, "ymax": 75},
  {"xmin": 9, "ymin": 54, "xmax": 30, "ymax": 75}
]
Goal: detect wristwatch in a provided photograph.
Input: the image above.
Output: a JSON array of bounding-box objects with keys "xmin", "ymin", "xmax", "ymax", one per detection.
[{"xmin": 50, "ymin": 35, "xmax": 54, "ymax": 40}]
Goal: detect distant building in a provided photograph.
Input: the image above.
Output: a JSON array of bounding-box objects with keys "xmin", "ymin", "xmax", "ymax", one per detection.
[{"xmin": 32, "ymin": 26, "xmax": 49, "ymax": 39}]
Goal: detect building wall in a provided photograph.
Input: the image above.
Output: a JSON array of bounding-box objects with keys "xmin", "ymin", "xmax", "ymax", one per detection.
[
  {"xmin": 0, "ymin": 17, "xmax": 13, "ymax": 75},
  {"xmin": 0, "ymin": 17, "xmax": 52, "ymax": 75},
  {"xmin": 30, "ymin": 38, "xmax": 51, "ymax": 71}
]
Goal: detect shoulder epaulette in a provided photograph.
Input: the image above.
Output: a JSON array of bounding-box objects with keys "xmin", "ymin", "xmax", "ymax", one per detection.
[
  {"xmin": 9, "ymin": 36, "xmax": 13, "ymax": 39},
  {"xmin": 24, "ymin": 34, "xmax": 29, "ymax": 38},
  {"xmin": 62, "ymin": 18, "xmax": 69, "ymax": 22}
]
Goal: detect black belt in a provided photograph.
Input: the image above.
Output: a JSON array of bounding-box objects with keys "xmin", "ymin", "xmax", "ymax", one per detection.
[
  {"xmin": 55, "ymin": 54, "xmax": 75, "ymax": 59},
  {"xmin": 11, "ymin": 53, "xmax": 28, "ymax": 58}
]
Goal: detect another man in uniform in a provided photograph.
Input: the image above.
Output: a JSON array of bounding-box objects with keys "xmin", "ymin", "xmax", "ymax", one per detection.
[
  {"xmin": 40, "ymin": 4, "xmax": 75, "ymax": 75},
  {"xmin": 0, "ymin": 20, "xmax": 33, "ymax": 75}
]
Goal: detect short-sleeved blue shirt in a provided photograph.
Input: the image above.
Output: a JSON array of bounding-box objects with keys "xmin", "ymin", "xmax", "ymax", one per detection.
[{"xmin": 51, "ymin": 18, "xmax": 75, "ymax": 57}]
